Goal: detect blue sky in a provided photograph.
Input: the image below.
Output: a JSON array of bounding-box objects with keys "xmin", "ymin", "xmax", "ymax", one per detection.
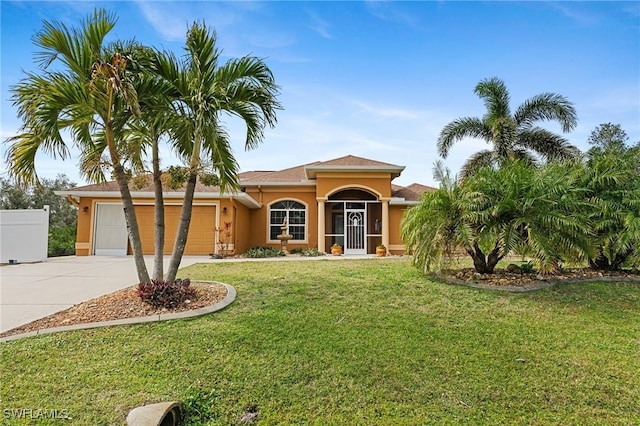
[{"xmin": 1, "ymin": 1, "xmax": 638, "ymax": 187}]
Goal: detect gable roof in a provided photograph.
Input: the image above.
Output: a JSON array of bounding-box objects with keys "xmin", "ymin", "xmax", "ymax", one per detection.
[{"xmin": 304, "ymin": 155, "xmax": 404, "ymax": 179}]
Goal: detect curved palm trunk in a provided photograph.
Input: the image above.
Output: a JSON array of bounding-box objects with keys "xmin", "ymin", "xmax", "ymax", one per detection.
[
  {"xmin": 106, "ymin": 124, "xmax": 150, "ymax": 284},
  {"xmin": 165, "ymin": 171, "xmax": 197, "ymax": 283},
  {"xmin": 465, "ymin": 241, "xmax": 503, "ymax": 274},
  {"xmin": 152, "ymin": 138, "xmax": 165, "ymax": 281}
]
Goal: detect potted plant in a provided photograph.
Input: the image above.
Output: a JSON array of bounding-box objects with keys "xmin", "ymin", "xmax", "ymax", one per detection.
[
  {"xmin": 376, "ymin": 244, "xmax": 387, "ymax": 257},
  {"xmin": 331, "ymin": 243, "xmax": 342, "ymax": 256}
]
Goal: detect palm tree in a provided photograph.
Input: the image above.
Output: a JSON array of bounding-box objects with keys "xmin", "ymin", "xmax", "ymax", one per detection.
[
  {"xmin": 403, "ymin": 160, "xmax": 594, "ymax": 274},
  {"xmin": 5, "ymin": 9, "xmax": 151, "ymax": 283},
  {"xmin": 437, "ymin": 77, "xmax": 579, "ymax": 178},
  {"xmin": 126, "ymin": 59, "xmax": 177, "ymax": 281},
  {"xmin": 401, "ymin": 161, "xmax": 477, "ymax": 273},
  {"xmin": 153, "ymin": 22, "xmax": 281, "ymax": 283},
  {"xmin": 581, "ymin": 130, "xmax": 640, "ymax": 270}
]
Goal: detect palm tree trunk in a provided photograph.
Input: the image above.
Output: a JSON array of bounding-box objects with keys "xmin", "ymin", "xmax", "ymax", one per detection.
[
  {"xmin": 152, "ymin": 138, "xmax": 165, "ymax": 281},
  {"xmin": 106, "ymin": 123, "xmax": 150, "ymax": 284},
  {"xmin": 113, "ymin": 162, "xmax": 150, "ymax": 283},
  {"xmin": 466, "ymin": 242, "xmax": 489, "ymax": 273},
  {"xmin": 165, "ymin": 171, "xmax": 197, "ymax": 283},
  {"xmin": 486, "ymin": 243, "xmax": 504, "ymax": 273}
]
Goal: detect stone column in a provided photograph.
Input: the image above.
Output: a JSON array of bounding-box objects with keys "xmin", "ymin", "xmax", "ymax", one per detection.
[{"xmin": 317, "ymin": 200, "xmax": 325, "ymax": 252}]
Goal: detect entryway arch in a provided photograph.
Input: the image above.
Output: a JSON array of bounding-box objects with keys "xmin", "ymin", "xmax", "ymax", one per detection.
[{"xmin": 322, "ymin": 188, "xmax": 384, "ymax": 255}]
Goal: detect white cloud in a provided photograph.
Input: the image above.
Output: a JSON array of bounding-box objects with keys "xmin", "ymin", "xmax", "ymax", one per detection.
[
  {"xmin": 364, "ymin": 1, "xmax": 419, "ymax": 27},
  {"xmin": 306, "ymin": 9, "xmax": 332, "ymax": 39}
]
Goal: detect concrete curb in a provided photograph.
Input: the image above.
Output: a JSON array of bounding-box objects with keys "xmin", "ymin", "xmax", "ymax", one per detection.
[
  {"xmin": 434, "ymin": 273, "xmax": 640, "ymax": 292},
  {"xmin": 0, "ymin": 282, "xmax": 236, "ymax": 342}
]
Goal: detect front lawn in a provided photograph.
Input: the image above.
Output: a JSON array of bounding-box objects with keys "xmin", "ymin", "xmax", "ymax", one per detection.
[{"xmin": 1, "ymin": 258, "xmax": 638, "ymax": 424}]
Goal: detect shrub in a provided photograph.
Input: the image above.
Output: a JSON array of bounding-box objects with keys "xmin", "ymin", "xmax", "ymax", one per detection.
[
  {"xmin": 245, "ymin": 246, "xmax": 285, "ymax": 258},
  {"xmin": 520, "ymin": 261, "xmax": 536, "ymax": 274},
  {"xmin": 137, "ymin": 278, "xmax": 197, "ymax": 309},
  {"xmin": 300, "ymin": 248, "xmax": 324, "ymax": 257},
  {"xmin": 48, "ymin": 225, "xmax": 76, "ymax": 257}
]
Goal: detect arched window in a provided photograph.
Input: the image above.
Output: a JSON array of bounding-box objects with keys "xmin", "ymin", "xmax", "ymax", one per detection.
[{"xmin": 269, "ymin": 200, "xmax": 306, "ymax": 241}]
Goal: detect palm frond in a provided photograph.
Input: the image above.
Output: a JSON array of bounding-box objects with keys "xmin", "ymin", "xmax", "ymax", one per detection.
[
  {"xmin": 514, "ymin": 92, "xmax": 577, "ymax": 132},
  {"xmin": 436, "ymin": 117, "xmax": 491, "ymax": 158},
  {"xmin": 518, "ymin": 127, "xmax": 580, "ymax": 162},
  {"xmin": 474, "ymin": 77, "xmax": 511, "ymax": 122}
]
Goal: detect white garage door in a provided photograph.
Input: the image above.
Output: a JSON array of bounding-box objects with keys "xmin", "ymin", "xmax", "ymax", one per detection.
[{"xmin": 94, "ymin": 203, "xmax": 128, "ymax": 256}]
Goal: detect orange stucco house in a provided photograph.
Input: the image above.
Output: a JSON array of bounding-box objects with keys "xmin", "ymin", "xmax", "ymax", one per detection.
[{"xmin": 57, "ymin": 155, "xmax": 433, "ymax": 257}]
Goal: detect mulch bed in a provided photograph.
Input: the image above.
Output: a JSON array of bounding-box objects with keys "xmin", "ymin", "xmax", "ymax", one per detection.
[
  {"xmin": 439, "ymin": 267, "xmax": 640, "ymax": 291},
  {"xmin": 0, "ymin": 282, "xmax": 227, "ymax": 339}
]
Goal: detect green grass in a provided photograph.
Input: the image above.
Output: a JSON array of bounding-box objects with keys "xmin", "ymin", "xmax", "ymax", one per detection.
[{"xmin": 1, "ymin": 258, "xmax": 639, "ymax": 425}]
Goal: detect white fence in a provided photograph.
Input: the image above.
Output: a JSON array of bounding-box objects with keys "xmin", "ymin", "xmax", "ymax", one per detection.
[{"xmin": 0, "ymin": 206, "xmax": 49, "ymax": 263}]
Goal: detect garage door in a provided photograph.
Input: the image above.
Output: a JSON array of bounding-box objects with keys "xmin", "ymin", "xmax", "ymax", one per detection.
[
  {"xmin": 134, "ymin": 205, "xmax": 216, "ymax": 255},
  {"xmin": 94, "ymin": 204, "xmax": 128, "ymax": 256}
]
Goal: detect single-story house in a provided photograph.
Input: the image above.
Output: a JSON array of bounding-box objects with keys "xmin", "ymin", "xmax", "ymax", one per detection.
[{"xmin": 56, "ymin": 155, "xmax": 434, "ymax": 257}]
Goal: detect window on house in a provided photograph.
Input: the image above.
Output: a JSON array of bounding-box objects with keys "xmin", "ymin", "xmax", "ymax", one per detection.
[{"xmin": 269, "ymin": 200, "xmax": 306, "ymax": 241}]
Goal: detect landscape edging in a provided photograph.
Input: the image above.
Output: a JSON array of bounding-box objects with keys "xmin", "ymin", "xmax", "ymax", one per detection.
[
  {"xmin": 0, "ymin": 282, "xmax": 236, "ymax": 342},
  {"xmin": 434, "ymin": 273, "xmax": 640, "ymax": 292}
]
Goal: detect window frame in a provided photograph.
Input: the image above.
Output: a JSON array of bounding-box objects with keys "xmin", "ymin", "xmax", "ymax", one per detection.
[{"xmin": 267, "ymin": 199, "xmax": 308, "ymax": 243}]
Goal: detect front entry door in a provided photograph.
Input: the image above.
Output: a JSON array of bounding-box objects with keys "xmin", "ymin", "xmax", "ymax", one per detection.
[{"xmin": 345, "ymin": 209, "xmax": 366, "ymax": 255}]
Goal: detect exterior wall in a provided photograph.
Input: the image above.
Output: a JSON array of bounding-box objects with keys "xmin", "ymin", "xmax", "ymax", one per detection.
[
  {"xmin": 389, "ymin": 205, "xmax": 409, "ymax": 254},
  {"xmin": 315, "ymin": 172, "xmax": 392, "ymax": 199},
  {"xmin": 245, "ymin": 186, "xmax": 318, "ymax": 250},
  {"xmin": 75, "ymin": 198, "xmax": 93, "ymax": 255},
  {"xmin": 231, "ymin": 201, "xmax": 252, "ymax": 254}
]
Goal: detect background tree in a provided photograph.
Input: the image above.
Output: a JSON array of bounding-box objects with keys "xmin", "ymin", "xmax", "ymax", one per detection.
[
  {"xmin": 153, "ymin": 22, "xmax": 281, "ymax": 283},
  {"xmin": 0, "ymin": 174, "xmax": 77, "ymax": 256},
  {"xmin": 437, "ymin": 77, "xmax": 579, "ymax": 178},
  {"xmin": 5, "ymin": 9, "xmax": 151, "ymax": 282},
  {"xmin": 582, "ymin": 124, "xmax": 640, "ymax": 270}
]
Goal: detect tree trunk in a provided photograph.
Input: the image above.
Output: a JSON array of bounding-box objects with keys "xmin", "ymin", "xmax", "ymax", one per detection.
[
  {"xmin": 106, "ymin": 123, "xmax": 150, "ymax": 284},
  {"xmin": 165, "ymin": 171, "xmax": 197, "ymax": 283},
  {"xmin": 152, "ymin": 138, "xmax": 165, "ymax": 281},
  {"xmin": 486, "ymin": 242, "xmax": 504, "ymax": 274},
  {"xmin": 112, "ymin": 162, "xmax": 150, "ymax": 284},
  {"xmin": 466, "ymin": 242, "xmax": 489, "ymax": 273},
  {"xmin": 590, "ymin": 248, "xmax": 632, "ymax": 271}
]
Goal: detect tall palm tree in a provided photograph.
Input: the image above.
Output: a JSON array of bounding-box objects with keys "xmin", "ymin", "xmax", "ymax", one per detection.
[
  {"xmin": 126, "ymin": 59, "xmax": 177, "ymax": 281},
  {"xmin": 5, "ymin": 9, "xmax": 151, "ymax": 283},
  {"xmin": 437, "ymin": 77, "xmax": 579, "ymax": 178},
  {"xmin": 153, "ymin": 22, "xmax": 281, "ymax": 283}
]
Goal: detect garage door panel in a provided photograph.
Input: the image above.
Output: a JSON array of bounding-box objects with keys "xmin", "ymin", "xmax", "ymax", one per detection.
[
  {"xmin": 133, "ymin": 205, "xmax": 216, "ymax": 255},
  {"xmin": 94, "ymin": 204, "xmax": 128, "ymax": 256}
]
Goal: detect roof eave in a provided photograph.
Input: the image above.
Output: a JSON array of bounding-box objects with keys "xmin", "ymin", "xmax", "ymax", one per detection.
[
  {"xmin": 54, "ymin": 190, "xmax": 262, "ymax": 209},
  {"xmin": 304, "ymin": 165, "xmax": 405, "ymax": 179}
]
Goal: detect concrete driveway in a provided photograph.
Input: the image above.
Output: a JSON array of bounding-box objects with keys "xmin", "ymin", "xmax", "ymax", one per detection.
[{"xmin": 0, "ymin": 255, "xmax": 209, "ymax": 333}]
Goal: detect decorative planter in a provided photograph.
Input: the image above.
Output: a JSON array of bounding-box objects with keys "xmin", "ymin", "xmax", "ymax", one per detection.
[
  {"xmin": 331, "ymin": 246, "xmax": 342, "ymax": 256},
  {"xmin": 376, "ymin": 247, "xmax": 386, "ymax": 257}
]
